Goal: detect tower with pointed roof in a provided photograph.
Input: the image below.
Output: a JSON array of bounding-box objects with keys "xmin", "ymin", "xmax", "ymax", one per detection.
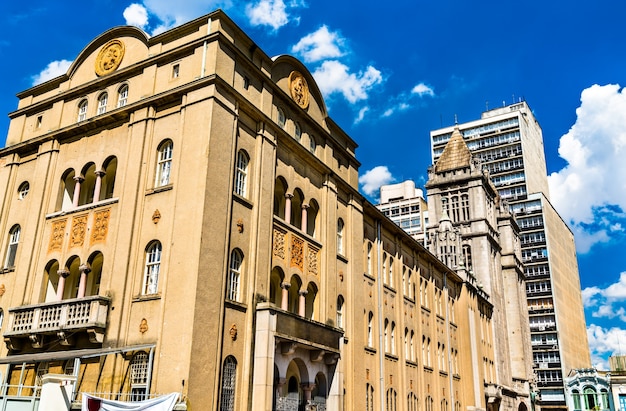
[{"xmin": 426, "ymin": 126, "xmax": 534, "ymax": 410}]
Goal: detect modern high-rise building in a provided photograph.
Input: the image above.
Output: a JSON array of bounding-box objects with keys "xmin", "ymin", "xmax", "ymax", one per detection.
[
  {"xmin": 0, "ymin": 9, "xmax": 533, "ymax": 411},
  {"xmin": 376, "ymin": 180, "xmax": 428, "ymax": 241},
  {"xmin": 430, "ymin": 102, "xmax": 590, "ymax": 411}
]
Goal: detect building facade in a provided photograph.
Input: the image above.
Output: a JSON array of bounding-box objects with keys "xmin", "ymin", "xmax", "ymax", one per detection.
[
  {"xmin": 430, "ymin": 103, "xmax": 591, "ymax": 410},
  {"xmin": 0, "ymin": 10, "xmax": 534, "ymax": 411}
]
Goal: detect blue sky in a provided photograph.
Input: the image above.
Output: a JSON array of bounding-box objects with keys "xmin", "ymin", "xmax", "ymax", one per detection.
[{"xmin": 1, "ymin": 0, "xmax": 626, "ymax": 369}]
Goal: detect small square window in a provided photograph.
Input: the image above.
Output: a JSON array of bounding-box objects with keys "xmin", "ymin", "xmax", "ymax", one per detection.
[
  {"xmin": 243, "ymin": 76, "xmax": 250, "ymax": 90},
  {"xmin": 172, "ymin": 64, "xmax": 180, "ymax": 79},
  {"xmin": 36, "ymin": 116, "xmax": 42, "ymax": 129}
]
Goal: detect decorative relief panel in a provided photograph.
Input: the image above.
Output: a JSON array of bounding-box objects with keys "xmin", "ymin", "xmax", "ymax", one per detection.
[
  {"xmin": 291, "ymin": 236, "xmax": 304, "ymax": 270},
  {"xmin": 69, "ymin": 215, "xmax": 88, "ymax": 248},
  {"xmin": 91, "ymin": 209, "xmax": 111, "ymax": 245},
  {"xmin": 307, "ymin": 246, "xmax": 319, "ymax": 276},
  {"xmin": 95, "ymin": 39, "xmax": 125, "ymax": 76},
  {"xmin": 49, "ymin": 219, "xmax": 67, "ymax": 252},
  {"xmin": 273, "ymin": 228, "xmax": 286, "ymax": 260}
]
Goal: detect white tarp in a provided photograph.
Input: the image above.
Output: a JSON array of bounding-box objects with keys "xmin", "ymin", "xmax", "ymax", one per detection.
[{"xmin": 81, "ymin": 393, "xmax": 179, "ymax": 411}]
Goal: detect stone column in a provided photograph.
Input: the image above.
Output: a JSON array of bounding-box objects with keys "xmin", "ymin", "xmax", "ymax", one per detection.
[
  {"xmin": 284, "ymin": 194, "xmax": 293, "ymax": 224},
  {"xmin": 280, "ymin": 282, "xmax": 291, "ymax": 311},
  {"xmin": 92, "ymin": 171, "xmax": 105, "ymax": 203},
  {"xmin": 301, "ymin": 383, "xmax": 315, "ymax": 404},
  {"xmin": 298, "ymin": 290, "xmax": 308, "ymax": 317},
  {"xmin": 77, "ymin": 263, "xmax": 92, "ymax": 298},
  {"xmin": 72, "ymin": 176, "xmax": 84, "ymax": 208},
  {"xmin": 301, "ymin": 204, "xmax": 309, "ymax": 233},
  {"xmin": 56, "ymin": 269, "xmax": 70, "ymax": 301}
]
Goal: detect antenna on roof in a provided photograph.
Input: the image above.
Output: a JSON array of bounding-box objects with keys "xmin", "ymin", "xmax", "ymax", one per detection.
[
  {"xmin": 485, "ymin": 100, "xmax": 489, "ymax": 111},
  {"xmin": 454, "ymin": 114, "xmax": 458, "ymax": 125}
]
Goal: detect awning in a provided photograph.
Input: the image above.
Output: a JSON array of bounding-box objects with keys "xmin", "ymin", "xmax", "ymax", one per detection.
[{"xmin": 0, "ymin": 344, "xmax": 156, "ymax": 364}]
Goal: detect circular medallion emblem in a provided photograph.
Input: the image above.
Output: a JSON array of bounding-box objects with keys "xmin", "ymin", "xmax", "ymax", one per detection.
[
  {"xmin": 95, "ymin": 40, "xmax": 125, "ymax": 77},
  {"xmin": 289, "ymin": 71, "xmax": 310, "ymax": 109}
]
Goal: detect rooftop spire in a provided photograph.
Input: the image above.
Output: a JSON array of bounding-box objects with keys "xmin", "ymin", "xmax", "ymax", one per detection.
[{"xmin": 434, "ymin": 125, "xmax": 471, "ymax": 173}]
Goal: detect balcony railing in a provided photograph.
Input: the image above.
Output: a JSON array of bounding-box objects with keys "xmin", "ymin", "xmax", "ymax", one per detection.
[{"xmin": 4, "ymin": 295, "xmax": 110, "ymax": 350}]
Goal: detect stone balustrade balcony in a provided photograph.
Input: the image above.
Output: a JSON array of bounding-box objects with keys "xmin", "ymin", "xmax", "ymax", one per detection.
[{"xmin": 4, "ymin": 295, "xmax": 110, "ymax": 350}]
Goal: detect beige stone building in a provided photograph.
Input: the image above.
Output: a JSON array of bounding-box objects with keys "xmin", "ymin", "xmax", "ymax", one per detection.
[{"xmin": 0, "ymin": 10, "xmax": 532, "ymax": 411}]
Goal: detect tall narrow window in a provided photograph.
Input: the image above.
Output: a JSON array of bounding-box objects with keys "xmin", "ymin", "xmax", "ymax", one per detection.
[
  {"xmin": 367, "ymin": 242, "xmax": 373, "ymax": 275},
  {"xmin": 366, "ymin": 384, "xmax": 374, "ymax": 411},
  {"xmin": 220, "ymin": 356, "xmax": 237, "ymax": 411},
  {"xmin": 130, "ymin": 352, "xmax": 149, "ymax": 401},
  {"xmin": 117, "ymin": 85, "xmax": 129, "ymax": 107},
  {"xmin": 294, "ymin": 122, "xmax": 302, "ymax": 142},
  {"xmin": 309, "ymin": 136, "xmax": 316, "ymax": 153},
  {"xmin": 97, "ymin": 93, "xmax": 108, "ymax": 115},
  {"xmin": 143, "ymin": 242, "xmax": 162, "ymax": 295},
  {"xmin": 172, "ymin": 64, "xmax": 180, "ymax": 79},
  {"xmin": 234, "ymin": 150, "xmax": 249, "ymax": 197},
  {"xmin": 367, "ymin": 312, "xmax": 374, "ymax": 347},
  {"xmin": 77, "ymin": 99, "xmax": 88, "ymax": 122},
  {"xmin": 336, "ymin": 295, "xmax": 344, "ymax": 329},
  {"xmin": 227, "ymin": 249, "xmax": 243, "ymax": 301},
  {"xmin": 4, "ymin": 225, "xmax": 20, "ymax": 268},
  {"xmin": 155, "ymin": 140, "xmax": 173, "ymax": 187},
  {"xmin": 337, "ymin": 219, "xmax": 344, "ymax": 254}
]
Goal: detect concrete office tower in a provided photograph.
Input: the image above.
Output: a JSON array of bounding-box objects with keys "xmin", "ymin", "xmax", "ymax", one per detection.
[
  {"xmin": 426, "ymin": 127, "xmax": 533, "ymax": 411},
  {"xmin": 0, "ymin": 9, "xmax": 519, "ymax": 411},
  {"xmin": 376, "ymin": 180, "xmax": 428, "ymax": 241},
  {"xmin": 431, "ymin": 102, "xmax": 590, "ymax": 411}
]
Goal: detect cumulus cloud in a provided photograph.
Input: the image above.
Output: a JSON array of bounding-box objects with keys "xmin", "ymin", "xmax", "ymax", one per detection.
[
  {"xmin": 583, "ymin": 272, "xmax": 626, "ymax": 321},
  {"xmin": 587, "ymin": 324, "xmax": 626, "ymax": 370},
  {"xmin": 246, "ymin": 0, "xmax": 291, "ymax": 31},
  {"xmin": 359, "ymin": 166, "xmax": 395, "ymax": 198},
  {"xmin": 548, "ymin": 84, "xmax": 626, "ymax": 252},
  {"xmin": 411, "ymin": 82, "xmax": 435, "ymax": 97},
  {"xmin": 31, "ymin": 59, "xmax": 73, "ymax": 86},
  {"xmin": 122, "ymin": 0, "xmax": 232, "ymax": 35},
  {"xmin": 313, "ymin": 61, "xmax": 382, "ymax": 103},
  {"xmin": 123, "ymin": 3, "xmax": 149, "ymax": 29},
  {"xmin": 291, "ymin": 25, "xmax": 345, "ymax": 63}
]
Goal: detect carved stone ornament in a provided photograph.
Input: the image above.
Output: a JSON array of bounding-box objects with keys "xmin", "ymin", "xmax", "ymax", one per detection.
[
  {"xmin": 91, "ymin": 209, "xmax": 110, "ymax": 244},
  {"xmin": 291, "ymin": 236, "xmax": 304, "ymax": 270},
  {"xmin": 273, "ymin": 228, "xmax": 286, "ymax": 260},
  {"xmin": 0, "ymin": 284, "xmax": 5, "ymax": 296},
  {"xmin": 139, "ymin": 318, "xmax": 148, "ymax": 334},
  {"xmin": 70, "ymin": 215, "xmax": 88, "ymax": 248},
  {"xmin": 95, "ymin": 39, "xmax": 125, "ymax": 76},
  {"xmin": 152, "ymin": 209, "xmax": 161, "ymax": 224},
  {"xmin": 236, "ymin": 219, "xmax": 244, "ymax": 233},
  {"xmin": 289, "ymin": 71, "xmax": 310, "ymax": 109},
  {"xmin": 49, "ymin": 219, "xmax": 67, "ymax": 252},
  {"xmin": 229, "ymin": 324, "xmax": 238, "ymax": 341}
]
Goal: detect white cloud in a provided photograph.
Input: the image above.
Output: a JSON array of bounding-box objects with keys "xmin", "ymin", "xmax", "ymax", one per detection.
[
  {"xmin": 291, "ymin": 25, "xmax": 345, "ymax": 63},
  {"xmin": 31, "ymin": 60, "xmax": 73, "ymax": 86},
  {"xmin": 354, "ymin": 107, "xmax": 369, "ymax": 124},
  {"xmin": 411, "ymin": 82, "xmax": 435, "ymax": 97},
  {"xmin": 313, "ymin": 60, "xmax": 382, "ymax": 103},
  {"xmin": 548, "ymin": 84, "xmax": 626, "ymax": 252},
  {"xmin": 359, "ymin": 166, "xmax": 395, "ymax": 197},
  {"xmin": 587, "ymin": 324, "xmax": 626, "ymax": 370},
  {"xmin": 124, "ymin": 0, "xmax": 232, "ymax": 35},
  {"xmin": 123, "ymin": 3, "xmax": 149, "ymax": 29},
  {"xmin": 583, "ymin": 272, "xmax": 626, "ymax": 321},
  {"xmin": 246, "ymin": 0, "xmax": 290, "ymax": 31}
]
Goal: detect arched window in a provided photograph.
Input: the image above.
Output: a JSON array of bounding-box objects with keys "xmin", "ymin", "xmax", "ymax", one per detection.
[
  {"xmin": 78, "ymin": 163, "xmax": 96, "ymax": 206},
  {"xmin": 273, "ymin": 177, "xmax": 288, "ymax": 219},
  {"xmin": 87, "ymin": 252, "xmax": 104, "ymax": 297},
  {"xmin": 234, "ymin": 150, "xmax": 249, "ymax": 197},
  {"xmin": 384, "ymin": 319, "xmax": 390, "ymax": 352},
  {"xmin": 4, "ymin": 225, "xmax": 20, "ymax": 269},
  {"xmin": 143, "ymin": 241, "xmax": 162, "ymax": 295},
  {"xmin": 306, "ymin": 200, "xmax": 319, "ymax": 237},
  {"xmin": 219, "ymin": 356, "xmax": 237, "ymax": 411},
  {"xmin": 309, "ymin": 135, "xmax": 316, "ymax": 153},
  {"xmin": 367, "ymin": 312, "xmax": 374, "ymax": 347},
  {"xmin": 388, "ymin": 257, "xmax": 394, "ymax": 288},
  {"xmin": 294, "ymin": 122, "xmax": 302, "ymax": 142},
  {"xmin": 130, "ymin": 352, "xmax": 149, "ymax": 401},
  {"xmin": 58, "ymin": 169, "xmax": 76, "ymax": 211},
  {"xmin": 227, "ymin": 249, "xmax": 243, "ymax": 301},
  {"xmin": 100, "ymin": 156, "xmax": 118, "ymax": 200},
  {"xmin": 408, "ymin": 393, "xmax": 418, "ymax": 411},
  {"xmin": 390, "ymin": 321, "xmax": 396, "ymax": 355},
  {"xmin": 366, "ymin": 242, "xmax": 373, "ymax": 275},
  {"xmin": 117, "ymin": 85, "xmax": 129, "ymax": 107},
  {"xmin": 337, "ymin": 219, "xmax": 344, "ymax": 254},
  {"xmin": 77, "ymin": 99, "xmax": 88, "ymax": 122},
  {"xmin": 386, "ymin": 388, "xmax": 397, "ymax": 411},
  {"xmin": 17, "ymin": 181, "xmax": 29, "ymax": 199},
  {"xmin": 155, "ymin": 140, "xmax": 173, "ymax": 187},
  {"xmin": 336, "ymin": 295, "xmax": 344, "ymax": 329},
  {"xmin": 366, "ymin": 383, "xmax": 374, "ymax": 411},
  {"xmin": 290, "ymin": 189, "xmax": 304, "ymax": 229},
  {"xmin": 277, "ymin": 108, "xmax": 286, "ymax": 128},
  {"xmin": 97, "ymin": 92, "xmax": 108, "ymax": 115}
]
